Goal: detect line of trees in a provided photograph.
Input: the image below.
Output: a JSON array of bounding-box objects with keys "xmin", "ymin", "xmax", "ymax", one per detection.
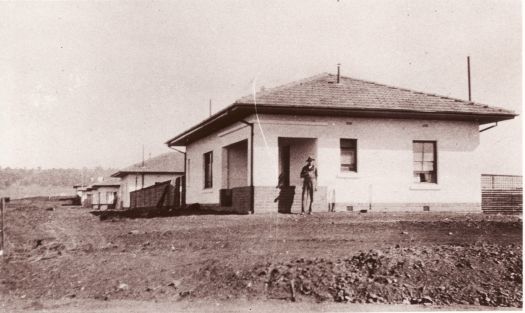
[{"xmin": 0, "ymin": 167, "xmax": 118, "ymax": 189}]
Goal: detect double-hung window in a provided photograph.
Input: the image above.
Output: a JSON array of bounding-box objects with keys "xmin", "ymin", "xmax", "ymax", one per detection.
[
  {"xmin": 340, "ymin": 139, "xmax": 357, "ymax": 172},
  {"xmin": 413, "ymin": 141, "xmax": 437, "ymax": 183},
  {"xmin": 203, "ymin": 151, "xmax": 213, "ymax": 189}
]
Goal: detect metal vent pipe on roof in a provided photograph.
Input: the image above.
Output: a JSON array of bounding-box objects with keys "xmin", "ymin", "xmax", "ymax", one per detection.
[
  {"xmin": 467, "ymin": 56, "xmax": 472, "ymax": 101},
  {"xmin": 337, "ymin": 63, "xmax": 341, "ymax": 83}
]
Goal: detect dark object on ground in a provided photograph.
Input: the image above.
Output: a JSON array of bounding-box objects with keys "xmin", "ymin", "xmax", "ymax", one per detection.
[{"xmin": 91, "ymin": 205, "xmax": 241, "ymax": 221}]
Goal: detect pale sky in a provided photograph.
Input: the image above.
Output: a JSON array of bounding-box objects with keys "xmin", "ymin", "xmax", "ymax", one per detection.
[{"xmin": 1, "ymin": 0, "xmax": 521, "ymax": 174}]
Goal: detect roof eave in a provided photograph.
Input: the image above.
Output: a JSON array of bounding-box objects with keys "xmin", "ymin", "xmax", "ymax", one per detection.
[
  {"xmin": 111, "ymin": 170, "xmax": 184, "ymax": 177},
  {"xmin": 91, "ymin": 184, "xmax": 121, "ymax": 188},
  {"xmin": 166, "ymin": 104, "xmax": 251, "ymax": 146},
  {"xmin": 240, "ymin": 104, "xmax": 516, "ymax": 124},
  {"xmin": 165, "ymin": 104, "xmax": 239, "ymax": 146},
  {"xmin": 166, "ymin": 104, "xmax": 517, "ymax": 145}
]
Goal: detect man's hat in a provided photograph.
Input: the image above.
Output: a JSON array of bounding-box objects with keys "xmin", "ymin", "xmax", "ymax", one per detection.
[{"xmin": 306, "ymin": 156, "xmax": 315, "ymax": 162}]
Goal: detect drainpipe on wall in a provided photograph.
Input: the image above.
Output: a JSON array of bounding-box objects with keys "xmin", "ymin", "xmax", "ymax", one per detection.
[
  {"xmin": 240, "ymin": 120, "xmax": 255, "ymax": 214},
  {"xmin": 169, "ymin": 146, "xmax": 187, "ymax": 207}
]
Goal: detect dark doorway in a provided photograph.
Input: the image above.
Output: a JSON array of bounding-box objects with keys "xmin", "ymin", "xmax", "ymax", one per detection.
[
  {"xmin": 276, "ymin": 137, "xmax": 317, "ymax": 213},
  {"xmin": 279, "ymin": 145, "xmax": 290, "ymax": 187},
  {"xmin": 276, "ymin": 144, "xmax": 293, "ymax": 213}
]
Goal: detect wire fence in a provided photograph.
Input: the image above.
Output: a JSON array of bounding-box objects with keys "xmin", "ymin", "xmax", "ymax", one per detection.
[{"xmin": 481, "ymin": 174, "xmax": 522, "ymax": 190}]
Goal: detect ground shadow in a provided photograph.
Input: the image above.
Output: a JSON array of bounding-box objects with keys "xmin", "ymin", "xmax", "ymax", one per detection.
[
  {"xmin": 275, "ymin": 186, "xmax": 295, "ymax": 214},
  {"xmin": 91, "ymin": 204, "xmax": 245, "ymax": 221}
]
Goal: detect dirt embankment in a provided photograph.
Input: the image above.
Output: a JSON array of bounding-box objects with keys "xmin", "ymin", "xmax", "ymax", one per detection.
[{"xmin": 189, "ymin": 244, "xmax": 522, "ymax": 307}]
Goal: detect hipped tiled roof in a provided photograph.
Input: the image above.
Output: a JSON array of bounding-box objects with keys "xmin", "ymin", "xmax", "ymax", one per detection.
[
  {"xmin": 235, "ymin": 73, "xmax": 514, "ymax": 115},
  {"xmin": 111, "ymin": 152, "xmax": 184, "ymax": 177},
  {"xmin": 166, "ymin": 73, "xmax": 516, "ymax": 146}
]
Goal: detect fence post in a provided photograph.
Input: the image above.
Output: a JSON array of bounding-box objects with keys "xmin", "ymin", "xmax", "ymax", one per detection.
[{"xmin": 1, "ymin": 197, "xmax": 5, "ymax": 257}]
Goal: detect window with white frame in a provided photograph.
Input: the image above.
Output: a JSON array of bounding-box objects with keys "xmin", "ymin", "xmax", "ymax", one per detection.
[
  {"xmin": 413, "ymin": 141, "xmax": 437, "ymax": 183},
  {"xmin": 340, "ymin": 139, "xmax": 357, "ymax": 172}
]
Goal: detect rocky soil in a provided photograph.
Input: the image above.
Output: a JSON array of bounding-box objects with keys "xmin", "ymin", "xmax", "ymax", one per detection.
[
  {"xmin": 0, "ymin": 201, "xmax": 522, "ymax": 309},
  {"xmin": 189, "ymin": 244, "xmax": 521, "ymax": 307}
]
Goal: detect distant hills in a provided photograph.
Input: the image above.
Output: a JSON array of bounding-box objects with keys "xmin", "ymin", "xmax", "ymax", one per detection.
[{"xmin": 0, "ymin": 167, "xmax": 118, "ymax": 199}]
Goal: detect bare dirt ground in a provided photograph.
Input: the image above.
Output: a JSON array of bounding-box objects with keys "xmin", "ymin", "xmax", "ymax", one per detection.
[
  {"xmin": 0, "ymin": 200, "xmax": 522, "ymax": 312},
  {"xmin": 2, "ymin": 298, "xmax": 519, "ymax": 313}
]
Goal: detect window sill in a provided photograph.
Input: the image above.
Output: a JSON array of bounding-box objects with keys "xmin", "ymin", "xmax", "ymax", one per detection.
[
  {"xmin": 202, "ymin": 188, "xmax": 214, "ymax": 193},
  {"xmin": 409, "ymin": 184, "xmax": 441, "ymax": 190},
  {"xmin": 337, "ymin": 172, "xmax": 360, "ymax": 179}
]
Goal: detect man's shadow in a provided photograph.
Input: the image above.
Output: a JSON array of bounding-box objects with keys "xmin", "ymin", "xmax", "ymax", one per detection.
[{"xmin": 274, "ymin": 173, "xmax": 295, "ymax": 214}]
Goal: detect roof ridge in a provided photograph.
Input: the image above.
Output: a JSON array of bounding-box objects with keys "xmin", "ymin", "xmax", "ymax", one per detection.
[
  {"xmin": 236, "ymin": 72, "xmax": 511, "ymax": 112},
  {"xmin": 235, "ymin": 72, "xmax": 332, "ymax": 103},
  {"xmin": 126, "ymin": 151, "xmax": 176, "ymax": 169}
]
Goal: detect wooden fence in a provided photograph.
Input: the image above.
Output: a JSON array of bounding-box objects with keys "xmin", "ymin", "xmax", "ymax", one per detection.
[
  {"xmin": 481, "ymin": 174, "xmax": 522, "ymax": 214},
  {"xmin": 129, "ymin": 178, "xmax": 182, "ymax": 209}
]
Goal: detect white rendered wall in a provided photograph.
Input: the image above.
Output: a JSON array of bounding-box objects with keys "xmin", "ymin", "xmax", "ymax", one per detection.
[
  {"xmin": 185, "ymin": 114, "xmax": 481, "ymax": 206},
  {"xmin": 254, "ymin": 116, "xmax": 481, "ymax": 203},
  {"xmin": 186, "ymin": 121, "xmax": 251, "ymax": 204},
  {"xmin": 223, "ymin": 140, "xmax": 248, "ymax": 188},
  {"xmin": 92, "ymin": 186, "xmax": 119, "ymax": 205},
  {"xmin": 251, "ymin": 114, "xmax": 481, "ymax": 205}
]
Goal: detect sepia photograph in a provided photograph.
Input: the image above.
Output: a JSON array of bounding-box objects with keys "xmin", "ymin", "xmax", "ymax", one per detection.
[{"xmin": 0, "ymin": 1, "xmax": 522, "ymax": 312}]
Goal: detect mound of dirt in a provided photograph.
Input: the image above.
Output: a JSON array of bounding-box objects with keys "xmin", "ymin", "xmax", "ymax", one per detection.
[{"xmin": 189, "ymin": 244, "xmax": 522, "ymax": 307}]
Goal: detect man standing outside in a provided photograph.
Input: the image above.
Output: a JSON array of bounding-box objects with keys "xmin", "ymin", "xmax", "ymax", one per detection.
[{"xmin": 300, "ymin": 156, "xmax": 317, "ymax": 215}]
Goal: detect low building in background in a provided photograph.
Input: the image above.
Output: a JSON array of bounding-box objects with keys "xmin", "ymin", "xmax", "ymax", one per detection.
[
  {"xmin": 89, "ymin": 178, "xmax": 121, "ymax": 210},
  {"xmin": 111, "ymin": 152, "xmax": 184, "ymax": 209}
]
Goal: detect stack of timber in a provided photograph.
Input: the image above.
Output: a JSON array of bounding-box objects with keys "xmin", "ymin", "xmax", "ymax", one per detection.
[{"xmin": 481, "ymin": 174, "xmax": 522, "ymax": 214}]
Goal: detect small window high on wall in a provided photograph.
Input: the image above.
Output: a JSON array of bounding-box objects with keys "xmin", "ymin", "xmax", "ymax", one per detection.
[
  {"xmin": 413, "ymin": 141, "xmax": 437, "ymax": 183},
  {"xmin": 340, "ymin": 139, "xmax": 357, "ymax": 172},
  {"xmin": 203, "ymin": 151, "xmax": 213, "ymax": 189}
]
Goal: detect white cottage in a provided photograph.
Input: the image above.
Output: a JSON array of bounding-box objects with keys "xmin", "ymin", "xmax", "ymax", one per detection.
[
  {"xmin": 166, "ymin": 73, "xmax": 516, "ymax": 214},
  {"xmin": 111, "ymin": 152, "xmax": 184, "ymax": 208},
  {"xmin": 90, "ymin": 178, "xmax": 121, "ymax": 210}
]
